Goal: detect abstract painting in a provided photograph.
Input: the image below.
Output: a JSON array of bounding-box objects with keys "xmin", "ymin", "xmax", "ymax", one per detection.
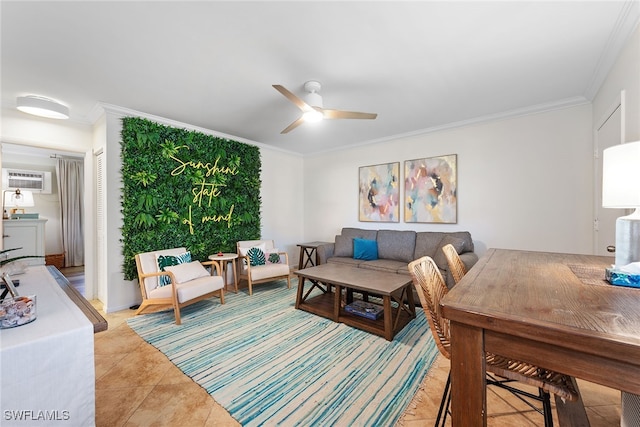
[
  {"xmin": 404, "ymin": 154, "xmax": 457, "ymax": 223},
  {"xmin": 358, "ymin": 162, "xmax": 400, "ymax": 222}
]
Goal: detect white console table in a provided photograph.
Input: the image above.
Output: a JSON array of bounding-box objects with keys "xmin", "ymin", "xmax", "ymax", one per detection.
[{"xmin": 0, "ymin": 265, "xmax": 95, "ymax": 426}]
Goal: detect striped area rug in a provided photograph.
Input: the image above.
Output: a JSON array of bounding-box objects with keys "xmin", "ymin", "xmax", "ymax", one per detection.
[{"xmin": 126, "ymin": 279, "xmax": 438, "ymax": 426}]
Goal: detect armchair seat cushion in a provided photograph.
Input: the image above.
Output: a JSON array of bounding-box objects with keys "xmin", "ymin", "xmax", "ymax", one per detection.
[
  {"xmin": 148, "ymin": 275, "xmax": 224, "ymax": 303},
  {"xmin": 248, "ymin": 263, "xmax": 290, "ymax": 281}
]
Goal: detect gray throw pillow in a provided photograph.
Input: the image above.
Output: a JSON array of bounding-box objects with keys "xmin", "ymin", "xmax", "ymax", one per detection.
[
  {"xmin": 433, "ymin": 236, "xmax": 466, "ymax": 270},
  {"xmin": 333, "ymin": 235, "xmax": 354, "ymax": 257}
]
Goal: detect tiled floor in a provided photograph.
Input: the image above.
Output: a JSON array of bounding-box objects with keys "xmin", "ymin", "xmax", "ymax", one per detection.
[{"xmin": 90, "ymin": 294, "xmax": 622, "ymax": 427}]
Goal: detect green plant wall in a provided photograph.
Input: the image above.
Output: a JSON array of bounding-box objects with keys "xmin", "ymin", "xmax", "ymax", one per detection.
[{"xmin": 120, "ymin": 117, "xmax": 261, "ymax": 280}]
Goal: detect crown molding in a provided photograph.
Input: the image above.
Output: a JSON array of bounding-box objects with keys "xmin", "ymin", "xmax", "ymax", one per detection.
[
  {"xmin": 583, "ymin": 0, "xmax": 640, "ymax": 100},
  {"xmin": 307, "ymin": 96, "xmax": 591, "ymax": 157}
]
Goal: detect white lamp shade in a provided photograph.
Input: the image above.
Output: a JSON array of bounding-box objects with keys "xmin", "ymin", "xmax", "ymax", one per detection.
[
  {"xmin": 4, "ymin": 190, "xmax": 35, "ymax": 208},
  {"xmin": 602, "ymin": 141, "xmax": 640, "ymax": 208}
]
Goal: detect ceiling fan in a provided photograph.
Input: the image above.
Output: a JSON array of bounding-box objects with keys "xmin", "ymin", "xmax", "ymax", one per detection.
[{"xmin": 273, "ymin": 81, "xmax": 377, "ymax": 134}]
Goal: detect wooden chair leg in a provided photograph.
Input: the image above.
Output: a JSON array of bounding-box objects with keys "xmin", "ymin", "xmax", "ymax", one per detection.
[
  {"xmin": 219, "ymin": 289, "xmax": 225, "ymax": 304},
  {"xmin": 135, "ymin": 301, "xmax": 151, "ymax": 316},
  {"xmin": 174, "ymin": 305, "xmax": 181, "ymax": 325}
]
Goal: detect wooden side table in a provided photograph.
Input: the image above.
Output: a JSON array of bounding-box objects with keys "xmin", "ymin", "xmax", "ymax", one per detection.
[
  {"xmin": 296, "ymin": 241, "xmax": 331, "ymax": 269},
  {"xmin": 208, "ymin": 253, "xmax": 239, "ymax": 293}
]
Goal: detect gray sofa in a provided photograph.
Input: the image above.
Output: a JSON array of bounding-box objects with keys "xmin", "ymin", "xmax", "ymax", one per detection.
[{"xmin": 316, "ymin": 227, "xmax": 478, "ymax": 290}]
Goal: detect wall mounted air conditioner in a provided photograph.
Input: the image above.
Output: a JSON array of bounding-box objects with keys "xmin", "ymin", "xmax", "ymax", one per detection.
[{"xmin": 2, "ymin": 168, "xmax": 52, "ymax": 194}]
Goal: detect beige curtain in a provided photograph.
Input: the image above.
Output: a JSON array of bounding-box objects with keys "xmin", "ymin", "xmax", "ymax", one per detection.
[{"xmin": 56, "ymin": 158, "xmax": 84, "ymax": 267}]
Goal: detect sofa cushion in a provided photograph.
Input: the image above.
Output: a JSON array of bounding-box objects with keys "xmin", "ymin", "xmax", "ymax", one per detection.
[
  {"xmin": 444, "ymin": 231, "xmax": 474, "ymax": 253},
  {"xmin": 327, "ymin": 257, "xmax": 363, "ymax": 268},
  {"xmin": 377, "ymin": 230, "xmax": 416, "ymax": 263},
  {"xmin": 334, "ymin": 235, "xmax": 354, "ymax": 257},
  {"xmin": 433, "ymin": 236, "xmax": 467, "ymax": 270},
  {"xmin": 341, "ymin": 227, "xmax": 378, "ymax": 241},
  {"xmin": 359, "ymin": 259, "xmax": 408, "ymax": 274},
  {"xmin": 353, "ymin": 238, "xmax": 378, "ymax": 261},
  {"xmin": 414, "ymin": 232, "xmax": 445, "ymax": 260}
]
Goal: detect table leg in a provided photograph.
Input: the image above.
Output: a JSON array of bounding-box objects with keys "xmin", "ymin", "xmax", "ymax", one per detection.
[
  {"xmin": 295, "ymin": 276, "xmax": 305, "ymax": 309},
  {"xmin": 383, "ymin": 295, "xmax": 393, "ymax": 341},
  {"xmin": 298, "ymin": 246, "xmax": 318, "ymax": 269},
  {"xmin": 449, "ymin": 321, "xmax": 486, "ymax": 426},
  {"xmin": 333, "ymin": 285, "xmax": 342, "ymax": 321},
  {"xmin": 221, "ymin": 261, "xmax": 229, "ymax": 292},
  {"xmin": 230, "ymin": 259, "xmax": 238, "ymax": 293},
  {"xmin": 406, "ymin": 284, "xmax": 416, "ymax": 317}
]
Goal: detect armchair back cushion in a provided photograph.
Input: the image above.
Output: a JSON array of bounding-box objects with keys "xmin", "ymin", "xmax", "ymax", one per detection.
[
  {"xmin": 138, "ymin": 247, "xmax": 188, "ymax": 297},
  {"xmin": 237, "ymin": 240, "xmax": 276, "ymax": 272}
]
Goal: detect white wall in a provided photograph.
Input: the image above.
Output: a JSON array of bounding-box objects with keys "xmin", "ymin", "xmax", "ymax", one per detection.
[
  {"xmin": 0, "ymin": 109, "xmax": 92, "ymax": 151},
  {"xmin": 259, "ymin": 147, "xmax": 304, "ymax": 260},
  {"xmin": 303, "ymin": 104, "xmax": 594, "ymax": 258}
]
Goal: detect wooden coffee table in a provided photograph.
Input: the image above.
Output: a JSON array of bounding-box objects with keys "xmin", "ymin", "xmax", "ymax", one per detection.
[{"xmin": 294, "ymin": 263, "xmax": 416, "ymax": 341}]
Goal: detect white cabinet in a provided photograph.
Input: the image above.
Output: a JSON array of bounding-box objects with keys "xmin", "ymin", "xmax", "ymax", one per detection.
[{"xmin": 2, "ymin": 219, "xmax": 47, "ymax": 265}]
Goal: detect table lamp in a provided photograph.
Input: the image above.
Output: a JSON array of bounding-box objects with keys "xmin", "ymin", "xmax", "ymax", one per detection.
[
  {"xmin": 602, "ymin": 140, "xmax": 640, "ymax": 267},
  {"xmin": 2, "ymin": 189, "xmax": 35, "ymax": 218}
]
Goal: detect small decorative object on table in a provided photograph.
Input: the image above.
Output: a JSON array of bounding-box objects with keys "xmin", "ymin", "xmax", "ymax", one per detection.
[
  {"xmin": 217, "ymin": 252, "xmax": 224, "ymax": 257},
  {"xmin": 0, "ymin": 294, "xmax": 37, "ymax": 328},
  {"xmin": 605, "ymin": 262, "xmax": 640, "ymax": 289},
  {"xmin": 345, "ymin": 300, "xmax": 384, "ymax": 320},
  {"xmin": 0, "ymin": 272, "xmax": 36, "ymax": 328}
]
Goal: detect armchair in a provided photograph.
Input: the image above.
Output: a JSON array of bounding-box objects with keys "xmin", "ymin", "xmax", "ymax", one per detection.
[
  {"xmin": 134, "ymin": 247, "xmax": 225, "ymax": 325},
  {"xmin": 236, "ymin": 240, "xmax": 291, "ymax": 295}
]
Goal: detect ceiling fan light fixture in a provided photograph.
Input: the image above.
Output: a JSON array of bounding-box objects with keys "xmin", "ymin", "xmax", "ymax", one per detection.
[
  {"xmin": 16, "ymin": 95, "xmax": 69, "ymax": 119},
  {"xmin": 304, "ymin": 91, "xmax": 323, "ymax": 109},
  {"xmin": 302, "ymin": 109, "xmax": 324, "ymax": 123}
]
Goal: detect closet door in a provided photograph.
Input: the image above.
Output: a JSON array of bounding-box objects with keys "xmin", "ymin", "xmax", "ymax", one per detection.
[{"xmin": 594, "ymin": 93, "xmax": 626, "ymax": 256}]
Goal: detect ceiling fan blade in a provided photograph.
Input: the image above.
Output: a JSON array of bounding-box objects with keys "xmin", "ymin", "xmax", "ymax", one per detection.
[
  {"xmin": 273, "ymin": 85, "xmax": 313, "ymax": 112},
  {"xmin": 280, "ymin": 116, "xmax": 305, "ymax": 134},
  {"xmin": 322, "ymin": 109, "xmax": 378, "ymax": 120}
]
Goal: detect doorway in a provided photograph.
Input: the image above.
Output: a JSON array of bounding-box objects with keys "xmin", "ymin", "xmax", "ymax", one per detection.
[{"xmin": 1, "ymin": 143, "xmax": 89, "ymax": 295}]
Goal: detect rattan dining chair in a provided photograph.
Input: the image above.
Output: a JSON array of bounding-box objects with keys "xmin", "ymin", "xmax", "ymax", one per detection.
[
  {"xmin": 441, "ymin": 243, "xmax": 467, "ymax": 285},
  {"xmin": 407, "ymin": 256, "xmax": 578, "ymax": 427}
]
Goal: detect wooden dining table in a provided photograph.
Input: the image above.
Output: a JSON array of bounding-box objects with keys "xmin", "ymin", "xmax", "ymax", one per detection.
[{"xmin": 441, "ymin": 248, "xmax": 640, "ymax": 426}]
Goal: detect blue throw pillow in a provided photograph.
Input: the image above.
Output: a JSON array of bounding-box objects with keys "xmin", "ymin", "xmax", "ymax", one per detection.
[{"xmin": 353, "ymin": 238, "xmax": 378, "ymax": 261}]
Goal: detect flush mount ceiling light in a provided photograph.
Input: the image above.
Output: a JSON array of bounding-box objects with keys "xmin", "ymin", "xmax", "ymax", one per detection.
[{"xmin": 16, "ymin": 95, "xmax": 69, "ymax": 119}]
